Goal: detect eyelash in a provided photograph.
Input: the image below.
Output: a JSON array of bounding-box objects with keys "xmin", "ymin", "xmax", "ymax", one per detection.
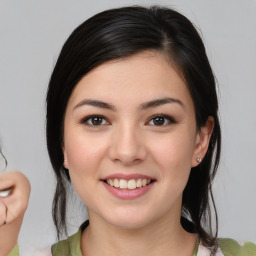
[
  {"xmin": 80, "ymin": 115, "xmax": 109, "ymax": 126},
  {"xmin": 80, "ymin": 114, "xmax": 176, "ymax": 127},
  {"xmin": 148, "ymin": 114, "xmax": 176, "ymax": 126}
]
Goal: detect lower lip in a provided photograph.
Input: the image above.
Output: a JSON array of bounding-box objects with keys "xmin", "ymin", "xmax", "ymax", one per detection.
[{"xmin": 102, "ymin": 181, "xmax": 154, "ymax": 200}]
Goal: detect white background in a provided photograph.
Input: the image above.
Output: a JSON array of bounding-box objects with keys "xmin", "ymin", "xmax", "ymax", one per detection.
[{"xmin": 0, "ymin": 0, "xmax": 255, "ymax": 254}]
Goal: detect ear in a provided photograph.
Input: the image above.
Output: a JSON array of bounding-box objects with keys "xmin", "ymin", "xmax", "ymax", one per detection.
[
  {"xmin": 63, "ymin": 147, "xmax": 69, "ymax": 169},
  {"xmin": 191, "ymin": 116, "xmax": 214, "ymax": 167}
]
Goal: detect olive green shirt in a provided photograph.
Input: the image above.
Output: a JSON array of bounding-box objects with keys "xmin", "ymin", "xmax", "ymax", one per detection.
[
  {"xmin": 51, "ymin": 235, "xmax": 256, "ymax": 256},
  {"xmin": 51, "ymin": 221, "xmax": 256, "ymax": 256},
  {"xmin": 8, "ymin": 221, "xmax": 256, "ymax": 255}
]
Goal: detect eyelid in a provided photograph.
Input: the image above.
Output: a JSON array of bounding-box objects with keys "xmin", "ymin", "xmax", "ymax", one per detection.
[
  {"xmin": 79, "ymin": 114, "xmax": 176, "ymax": 127},
  {"xmin": 79, "ymin": 115, "xmax": 110, "ymax": 126},
  {"xmin": 147, "ymin": 114, "xmax": 176, "ymax": 126}
]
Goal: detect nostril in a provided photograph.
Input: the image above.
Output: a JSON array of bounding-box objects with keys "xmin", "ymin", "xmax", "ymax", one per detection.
[
  {"xmin": 109, "ymin": 151, "xmax": 147, "ymax": 166},
  {"xmin": 108, "ymin": 133, "xmax": 147, "ymax": 164}
]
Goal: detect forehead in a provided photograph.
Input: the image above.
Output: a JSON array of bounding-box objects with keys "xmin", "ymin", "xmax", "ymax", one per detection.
[{"xmin": 67, "ymin": 51, "xmax": 193, "ymax": 110}]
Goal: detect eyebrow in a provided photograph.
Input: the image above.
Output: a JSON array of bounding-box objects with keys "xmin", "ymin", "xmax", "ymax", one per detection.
[
  {"xmin": 73, "ymin": 99, "xmax": 117, "ymax": 111},
  {"xmin": 140, "ymin": 97, "xmax": 184, "ymax": 110},
  {"xmin": 73, "ymin": 97, "xmax": 184, "ymax": 111}
]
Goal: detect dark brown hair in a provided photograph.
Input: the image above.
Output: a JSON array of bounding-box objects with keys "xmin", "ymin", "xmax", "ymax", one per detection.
[{"xmin": 46, "ymin": 6, "xmax": 221, "ymax": 253}]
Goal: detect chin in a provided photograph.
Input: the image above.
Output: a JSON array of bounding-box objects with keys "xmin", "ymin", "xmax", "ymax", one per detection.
[{"xmin": 102, "ymin": 209, "xmax": 156, "ymax": 230}]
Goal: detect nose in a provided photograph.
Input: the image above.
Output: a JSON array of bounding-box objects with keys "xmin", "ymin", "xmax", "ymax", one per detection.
[{"xmin": 108, "ymin": 123, "xmax": 147, "ymax": 165}]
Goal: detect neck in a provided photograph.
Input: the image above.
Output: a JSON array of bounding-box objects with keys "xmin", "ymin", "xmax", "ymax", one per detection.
[{"xmin": 81, "ymin": 212, "xmax": 197, "ymax": 256}]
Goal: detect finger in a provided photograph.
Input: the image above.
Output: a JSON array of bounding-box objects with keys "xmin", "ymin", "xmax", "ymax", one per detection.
[
  {"xmin": 0, "ymin": 172, "xmax": 30, "ymax": 225},
  {"xmin": 0, "ymin": 188, "xmax": 12, "ymax": 198},
  {"xmin": 2, "ymin": 185, "xmax": 30, "ymax": 224},
  {"xmin": 0, "ymin": 173, "xmax": 16, "ymax": 191},
  {"xmin": 0, "ymin": 200, "xmax": 7, "ymax": 227},
  {"xmin": 0, "ymin": 171, "xmax": 30, "ymax": 195},
  {"xmin": 5, "ymin": 199, "xmax": 24, "ymax": 224}
]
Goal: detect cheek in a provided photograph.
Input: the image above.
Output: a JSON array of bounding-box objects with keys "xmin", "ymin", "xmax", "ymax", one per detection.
[
  {"xmin": 64, "ymin": 132, "xmax": 110, "ymax": 205},
  {"xmin": 149, "ymin": 133, "xmax": 195, "ymax": 202},
  {"xmin": 149, "ymin": 132, "xmax": 195, "ymax": 172},
  {"xmin": 64, "ymin": 132, "xmax": 109, "ymax": 177}
]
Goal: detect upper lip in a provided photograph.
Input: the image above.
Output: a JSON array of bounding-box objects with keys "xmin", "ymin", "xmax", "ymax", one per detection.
[{"xmin": 101, "ymin": 173, "xmax": 156, "ymax": 181}]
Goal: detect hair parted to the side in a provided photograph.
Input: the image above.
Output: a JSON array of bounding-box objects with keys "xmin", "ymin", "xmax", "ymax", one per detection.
[{"xmin": 46, "ymin": 5, "xmax": 221, "ymax": 253}]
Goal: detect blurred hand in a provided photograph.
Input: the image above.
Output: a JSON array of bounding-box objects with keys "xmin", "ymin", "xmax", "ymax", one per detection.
[{"xmin": 0, "ymin": 171, "xmax": 31, "ymax": 256}]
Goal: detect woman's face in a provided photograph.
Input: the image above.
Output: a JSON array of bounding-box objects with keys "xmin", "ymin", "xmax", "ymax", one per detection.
[{"xmin": 63, "ymin": 51, "xmax": 211, "ymax": 229}]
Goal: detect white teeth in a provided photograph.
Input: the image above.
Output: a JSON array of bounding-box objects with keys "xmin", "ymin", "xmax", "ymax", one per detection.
[
  {"xmin": 106, "ymin": 178, "xmax": 152, "ymax": 190},
  {"xmin": 127, "ymin": 179, "xmax": 136, "ymax": 189},
  {"xmin": 119, "ymin": 179, "xmax": 128, "ymax": 189},
  {"xmin": 114, "ymin": 178, "xmax": 119, "ymax": 188},
  {"xmin": 136, "ymin": 179, "xmax": 142, "ymax": 187}
]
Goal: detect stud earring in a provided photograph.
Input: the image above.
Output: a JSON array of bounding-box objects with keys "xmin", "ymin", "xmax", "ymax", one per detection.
[
  {"xmin": 64, "ymin": 159, "xmax": 68, "ymax": 166},
  {"xmin": 196, "ymin": 158, "xmax": 202, "ymax": 163}
]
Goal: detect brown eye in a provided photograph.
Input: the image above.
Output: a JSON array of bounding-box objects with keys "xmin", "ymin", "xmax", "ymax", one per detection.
[
  {"xmin": 90, "ymin": 116, "xmax": 103, "ymax": 125},
  {"xmin": 152, "ymin": 116, "xmax": 165, "ymax": 125},
  {"xmin": 81, "ymin": 115, "xmax": 109, "ymax": 126},
  {"xmin": 148, "ymin": 115, "xmax": 176, "ymax": 126}
]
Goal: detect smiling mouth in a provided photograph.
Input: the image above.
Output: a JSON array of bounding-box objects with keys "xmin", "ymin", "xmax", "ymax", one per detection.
[{"xmin": 104, "ymin": 178, "xmax": 154, "ymax": 190}]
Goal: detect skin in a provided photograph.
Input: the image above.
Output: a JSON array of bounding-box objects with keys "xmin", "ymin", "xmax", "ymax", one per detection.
[
  {"xmin": 63, "ymin": 51, "xmax": 214, "ymax": 256},
  {"xmin": 0, "ymin": 171, "xmax": 30, "ymax": 256}
]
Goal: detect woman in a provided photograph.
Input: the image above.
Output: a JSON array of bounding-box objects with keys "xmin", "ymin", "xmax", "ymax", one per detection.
[{"xmin": 1, "ymin": 5, "xmax": 256, "ymax": 256}]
